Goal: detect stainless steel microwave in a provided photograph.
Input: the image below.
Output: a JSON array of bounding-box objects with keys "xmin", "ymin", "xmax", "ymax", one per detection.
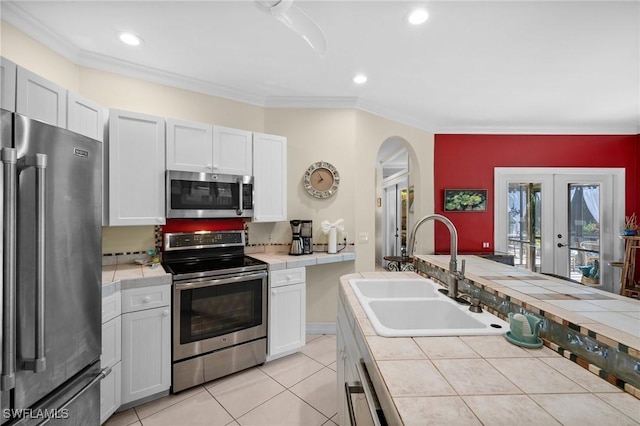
[{"xmin": 166, "ymin": 170, "xmax": 253, "ymax": 218}]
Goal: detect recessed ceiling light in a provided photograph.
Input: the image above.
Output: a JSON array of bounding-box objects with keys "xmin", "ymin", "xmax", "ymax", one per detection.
[
  {"xmin": 353, "ymin": 74, "xmax": 368, "ymax": 84},
  {"xmin": 119, "ymin": 32, "xmax": 143, "ymax": 46},
  {"xmin": 407, "ymin": 8, "xmax": 429, "ymax": 25}
]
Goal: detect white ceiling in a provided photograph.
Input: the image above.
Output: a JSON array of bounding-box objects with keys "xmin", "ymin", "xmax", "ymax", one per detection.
[{"xmin": 2, "ymin": 0, "xmax": 639, "ymax": 134}]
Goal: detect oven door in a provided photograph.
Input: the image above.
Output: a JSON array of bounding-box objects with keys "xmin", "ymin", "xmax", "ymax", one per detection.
[
  {"xmin": 173, "ymin": 270, "xmax": 267, "ymax": 361},
  {"xmin": 166, "ymin": 170, "xmax": 253, "ymax": 218}
]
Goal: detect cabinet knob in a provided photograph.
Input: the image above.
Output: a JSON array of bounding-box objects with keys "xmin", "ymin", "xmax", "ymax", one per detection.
[
  {"xmin": 142, "ymin": 296, "xmax": 152, "ymax": 303},
  {"xmin": 206, "ymin": 164, "xmax": 212, "ymax": 169},
  {"xmin": 162, "ymin": 310, "xmax": 170, "ymax": 317},
  {"xmin": 157, "ymin": 217, "xmax": 164, "ymax": 223}
]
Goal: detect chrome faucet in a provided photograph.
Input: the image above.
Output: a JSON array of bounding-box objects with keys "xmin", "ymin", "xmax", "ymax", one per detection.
[{"xmin": 407, "ymin": 214, "xmax": 465, "ymax": 299}]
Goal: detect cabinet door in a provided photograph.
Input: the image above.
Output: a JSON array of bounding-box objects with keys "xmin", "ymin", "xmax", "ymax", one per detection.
[
  {"xmin": 212, "ymin": 125, "xmax": 252, "ymax": 175},
  {"xmin": 253, "ymin": 133, "xmax": 287, "ymax": 222},
  {"xmin": 121, "ymin": 306, "xmax": 171, "ymax": 405},
  {"xmin": 268, "ymin": 282, "xmax": 305, "ymax": 358},
  {"xmin": 166, "ymin": 118, "xmax": 213, "ymax": 172},
  {"xmin": 100, "ymin": 361, "xmax": 121, "ymax": 424},
  {"xmin": 1, "ymin": 57, "xmax": 17, "ymax": 112},
  {"xmin": 16, "ymin": 66, "xmax": 67, "ymax": 127},
  {"xmin": 67, "ymin": 91, "xmax": 104, "ymax": 141},
  {"xmin": 101, "ymin": 315, "xmax": 122, "ymax": 369},
  {"xmin": 108, "ymin": 109, "xmax": 166, "ymax": 226}
]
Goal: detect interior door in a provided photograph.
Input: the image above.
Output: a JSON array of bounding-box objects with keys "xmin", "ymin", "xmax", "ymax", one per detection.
[{"xmin": 384, "ymin": 185, "xmax": 398, "ymax": 261}]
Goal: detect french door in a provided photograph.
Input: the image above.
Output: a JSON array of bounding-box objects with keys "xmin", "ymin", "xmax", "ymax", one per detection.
[
  {"xmin": 495, "ymin": 168, "xmax": 625, "ymax": 292},
  {"xmin": 383, "ymin": 177, "xmax": 408, "ymax": 263}
]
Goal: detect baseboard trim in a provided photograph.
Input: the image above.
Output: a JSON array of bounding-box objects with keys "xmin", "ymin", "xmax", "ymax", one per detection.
[{"xmin": 306, "ymin": 322, "xmax": 336, "ymax": 335}]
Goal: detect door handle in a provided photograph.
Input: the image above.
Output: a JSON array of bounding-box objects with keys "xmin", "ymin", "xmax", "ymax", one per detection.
[
  {"xmin": 18, "ymin": 153, "xmax": 48, "ymax": 373},
  {"xmin": 1, "ymin": 147, "xmax": 17, "ymax": 391},
  {"xmin": 557, "ymin": 243, "xmax": 568, "ymax": 248}
]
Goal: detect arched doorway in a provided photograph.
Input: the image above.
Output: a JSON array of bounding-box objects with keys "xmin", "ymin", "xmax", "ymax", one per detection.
[{"xmin": 375, "ymin": 137, "xmax": 418, "ymax": 269}]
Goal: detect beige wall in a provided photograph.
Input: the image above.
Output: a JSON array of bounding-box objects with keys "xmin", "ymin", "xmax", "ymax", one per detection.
[{"xmin": 1, "ymin": 20, "xmax": 436, "ymax": 283}]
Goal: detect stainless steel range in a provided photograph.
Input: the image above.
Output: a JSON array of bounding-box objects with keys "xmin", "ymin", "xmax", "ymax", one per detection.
[{"xmin": 162, "ymin": 230, "xmax": 267, "ymax": 393}]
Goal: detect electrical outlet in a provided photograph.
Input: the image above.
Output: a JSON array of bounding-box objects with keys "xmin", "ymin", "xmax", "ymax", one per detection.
[
  {"xmin": 482, "ymin": 242, "xmax": 490, "ymax": 248},
  {"xmin": 359, "ymin": 232, "xmax": 369, "ymax": 243}
]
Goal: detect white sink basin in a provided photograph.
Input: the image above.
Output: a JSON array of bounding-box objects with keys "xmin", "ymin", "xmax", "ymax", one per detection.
[
  {"xmin": 349, "ymin": 278, "xmax": 440, "ymax": 299},
  {"xmin": 348, "ymin": 277, "xmax": 509, "ymax": 337}
]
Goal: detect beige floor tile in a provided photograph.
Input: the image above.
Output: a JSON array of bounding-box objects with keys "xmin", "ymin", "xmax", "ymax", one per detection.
[
  {"xmin": 289, "ymin": 367, "xmax": 337, "ymax": 418},
  {"xmin": 134, "ymin": 386, "xmax": 204, "ymax": 419},
  {"xmin": 532, "ymin": 393, "xmax": 640, "ymax": 425},
  {"xmin": 377, "ymin": 360, "xmax": 456, "ymax": 397},
  {"xmin": 433, "ymin": 358, "xmax": 522, "ymax": 395},
  {"xmin": 595, "ymin": 393, "xmax": 640, "ymax": 422},
  {"xmin": 236, "ymin": 390, "xmax": 327, "ymax": 426},
  {"xmin": 366, "ymin": 336, "xmax": 425, "ymax": 360},
  {"xmin": 301, "ymin": 335, "xmax": 337, "ymax": 366},
  {"xmin": 259, "ymin": 352, "xmax": 324, "ymax": 387},
  {"xmin": 414, "ymin": 336, "xmax": 481, "ymax": 359},
  {"xmin": 104, "ymin": 408, "xmax": 139, "ymax": 426},
  {"xmin": 460, "ymin": 335, "xmax": 531, "ymax": 358},
  {"xmin": 540, "ymin": 357, "xmax": 622, "ymax": 393},
  {"xmin": 206, "ymin": 367, "xmax": 286, "ymax": 418},
  {"xmin": 140, "ymin": 390, "xmax": 234, "ymax": 426},
  {"xmin": 395, "ymin": 396, "xmax": 481, "ymax": 426},
  {"xmin": 463, "ymin": 395, "xmax": 561, "ymax": 426},
  {"xmin": 326, "ymin": 361, "xmax": 337, "ymax": 372},
  {"xmin": 487, "ymin": 358, "xmax": 587, "ymax": 394}
]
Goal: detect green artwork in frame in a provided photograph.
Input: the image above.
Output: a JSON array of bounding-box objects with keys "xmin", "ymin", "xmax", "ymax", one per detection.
[{"xmin": 444, "ymin": 189, "xmax": 487, "ymax": 212}]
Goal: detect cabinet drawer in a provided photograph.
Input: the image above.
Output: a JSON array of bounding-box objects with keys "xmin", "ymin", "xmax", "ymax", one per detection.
[
  {"xmin": 122, "ymin": 285, "xmax": 170, "ymax": 313},
  {"xmin": 102, "ymin": 292, "xmax": 121, "ymax": 324},
  {"xmin": 270, "ymin": 267, "xmax": 305, "ymax": 288}
]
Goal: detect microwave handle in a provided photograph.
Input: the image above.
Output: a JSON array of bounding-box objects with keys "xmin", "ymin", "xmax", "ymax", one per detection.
[{"xmin": 236, "ymin": 178, "xmax": 243, "ymax": 216}]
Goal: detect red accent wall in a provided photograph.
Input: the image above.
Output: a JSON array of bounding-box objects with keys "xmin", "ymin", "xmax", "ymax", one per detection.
[
  {"xmin": 162, "ymin": 218, "xmax": 244, "ymax": 233},
  {"xmin": 433, "ymin": 134, "xmax": 639, "ymax": 253}
]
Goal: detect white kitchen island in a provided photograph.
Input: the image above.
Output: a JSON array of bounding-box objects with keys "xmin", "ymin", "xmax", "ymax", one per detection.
[{"xmin": 338, "ymin": 265, "xmax": 640, "ymax": 425}]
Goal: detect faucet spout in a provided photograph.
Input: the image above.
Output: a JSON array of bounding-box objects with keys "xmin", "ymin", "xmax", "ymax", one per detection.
[{"xmin": 407, "ymin": 214, "xmax": 462, "ymax": 298}]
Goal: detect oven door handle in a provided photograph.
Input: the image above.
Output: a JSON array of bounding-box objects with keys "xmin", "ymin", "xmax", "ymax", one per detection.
[{"xmin": 174, "ymin": 270, "xmax": 268, "ymax": 290}]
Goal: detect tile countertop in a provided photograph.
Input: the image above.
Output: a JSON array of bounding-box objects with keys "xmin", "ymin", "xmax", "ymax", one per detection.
[
  {"xmin": 339, "ymin": 272, "xmax": 640, "ymax": 426},
  {"xmin": 102, "ymin": 263, "xmax": 171, "ymax": 297},
  {"xmin": 414, "ymin": 255, "xmax": 640, "ymax": 354},
  {"xmin": 247, "ymin": 251, "xmax": 356, "ymax": 270}
]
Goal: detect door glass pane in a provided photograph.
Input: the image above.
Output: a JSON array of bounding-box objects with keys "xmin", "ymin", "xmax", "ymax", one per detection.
[
  {"xmin": 507, "ymin": 183, "xmax": 542, "ymax": 272},
  {"xmin": 568, "ymin": 184, "xmax": 600, "ymax": 284}
]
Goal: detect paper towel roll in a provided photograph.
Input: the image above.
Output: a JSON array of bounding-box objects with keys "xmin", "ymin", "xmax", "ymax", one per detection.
[{"xmin": 328, "ymin": 227, "xmax": 337, "ymax": 254}]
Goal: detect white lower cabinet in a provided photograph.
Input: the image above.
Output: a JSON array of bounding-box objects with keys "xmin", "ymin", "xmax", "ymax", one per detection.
[
  {"xmin": 121, "ymin": 285, "xmax": 171, "ymax": 405},
  {"xmin": 100, "ymin": 292, "xmax": 121, "ymax": 424},
  {"xmin": 268, "ymin": 267, "xmax": 306, "ymax": 360}
]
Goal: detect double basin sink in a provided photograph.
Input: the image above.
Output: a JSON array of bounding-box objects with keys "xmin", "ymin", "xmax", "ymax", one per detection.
[{"xmin": 349, "ymin": 277, "xmax": 509, "ymax": 337}]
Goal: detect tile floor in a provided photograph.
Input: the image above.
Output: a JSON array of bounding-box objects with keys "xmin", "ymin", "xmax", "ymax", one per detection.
[{"xmin": 104, "ymin": 335, "xmax": 338, "ymax": 426}]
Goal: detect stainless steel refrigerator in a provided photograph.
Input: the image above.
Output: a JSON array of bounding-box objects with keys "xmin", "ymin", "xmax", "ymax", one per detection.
[{"xmin": 1, "ymin": 110, "xmax": 104, "ymax": 425}]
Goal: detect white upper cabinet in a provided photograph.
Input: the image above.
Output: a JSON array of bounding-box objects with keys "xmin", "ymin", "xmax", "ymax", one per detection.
[
  {"xmin": 67, "ymin": 92, "xmax": 105, "ymax": 142},
  {"xmin": 212, "ymin": 125, "xmax": 253, "ymax": 176},
  {"xmin": 16, "ymin": 66, "xmax": 67, "ymax": 127},
  {"xmin": 1, "ymin": 57, "xmax": 17, "ymax": 112},
  {"xmin": 108, "ymin": 109, "xmax": 166, "ymax": 226},
  {"xmin": 253, "ymin": 132, "xmax": 287, "ymax": 222},
  {"xmin": 166, "ymin": 118, "xmax": 213, "ymax": 172},
  {"xmin": 166, "ymin": 120, "xmax": 252, "ymax": 176}
]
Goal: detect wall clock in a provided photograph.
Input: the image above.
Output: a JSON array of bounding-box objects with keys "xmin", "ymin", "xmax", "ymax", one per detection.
[{"xmin": 303, "ymin": 161, "xmax": 340, "ymax": 199}]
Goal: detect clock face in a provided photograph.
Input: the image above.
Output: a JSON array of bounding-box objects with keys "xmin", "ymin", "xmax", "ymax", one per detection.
[{"xmin": 304, "ymin": 161, "xmax": 340, "ymax": 198}]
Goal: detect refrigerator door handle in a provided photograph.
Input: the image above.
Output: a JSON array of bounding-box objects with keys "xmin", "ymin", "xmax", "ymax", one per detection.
[
  {"xmin": 19, "ymin": 153, "xmax": 48, "ymax": 373},
  {"xmin": 1, "ymin": 147, "xmax": 17, "ymax": 391},
  {"xmin": 37, "ymin": 367, "xmax": 110, "ymax": 426}
]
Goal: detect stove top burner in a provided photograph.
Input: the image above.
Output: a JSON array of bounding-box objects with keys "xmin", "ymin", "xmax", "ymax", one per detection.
[
  {"xmin": 164, "ymin": 255, "xmax": 265, "ymax": 276},
  {"xmin": 162, "ymin": 230, "xmax": 267, "ymax": 281}
]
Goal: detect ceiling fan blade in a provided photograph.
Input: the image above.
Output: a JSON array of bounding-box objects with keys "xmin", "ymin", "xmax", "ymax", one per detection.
[{"xmin": 256, "ymin": 0, "xmax": 328, "ymax": 57}]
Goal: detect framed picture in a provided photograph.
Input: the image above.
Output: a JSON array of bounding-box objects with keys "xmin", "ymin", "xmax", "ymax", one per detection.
[{"xmin": 444, "ymin": 189, "xmax": 487, "ymax": 212}]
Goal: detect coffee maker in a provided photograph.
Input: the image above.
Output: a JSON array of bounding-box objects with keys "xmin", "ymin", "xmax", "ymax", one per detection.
[
  {"xmin": 301, "ymin": 220, "xmax": 313, "ymax": 254},
  {"xmin": 289, "ymin": 220, "xmax": 304, "ymax": 255}
]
